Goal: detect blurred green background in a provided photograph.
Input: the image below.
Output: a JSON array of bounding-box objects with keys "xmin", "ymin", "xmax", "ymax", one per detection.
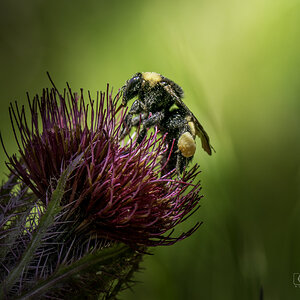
[{"xmin": 1, "ymin": 0, "xmax": 300, "ymax": 299}]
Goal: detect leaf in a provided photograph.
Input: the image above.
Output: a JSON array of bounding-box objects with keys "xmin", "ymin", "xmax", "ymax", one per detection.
[
  {"xmin": 0, "ymin": 153, "xmax": 83, "ymax": 298},
  {"xmin": 17, "ymin": 243, "xmax": 132, "ymax": 299}
]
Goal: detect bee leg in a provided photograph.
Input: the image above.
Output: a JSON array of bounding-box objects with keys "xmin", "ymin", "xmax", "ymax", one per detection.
[
  {"xmin": 120, "ymin": 99, "xmax": 146, "ymax": 140},
  {"xmin": 175, "ymin": 129, "xmax": 194, "ymax": 175},
  {"xmin": 136, "ymin": 111, "xmax": 165, "ymax": 143},
  {"xmin": 176, "ymin": 153, "xmax": 194, "ymax": 175},
  {"xmin": 164, "ymin": 142, "xmax": 177, "ymax": 173},
  {"xmin": 143, "ymin": 111, "xmax": 165, "ymax": 129},
  {"xmin": 131, "ymin": 113, "xmax": 148, "ymax": 127},
  {"xmin": 137, "ymin": 127, "xmax": 148, "ymax": 143},
  {"xmin": 176, "ymin": 153, "xmax": 185, "ymax": 175}
]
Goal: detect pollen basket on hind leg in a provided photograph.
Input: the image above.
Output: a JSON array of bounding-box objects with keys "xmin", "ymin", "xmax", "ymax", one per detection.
[{"xmin": 178, "ymin": 132, "xmax": 196, "ymax": 158}]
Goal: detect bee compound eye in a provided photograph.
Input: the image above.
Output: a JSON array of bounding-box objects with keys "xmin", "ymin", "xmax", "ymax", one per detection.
[{"xmin": 178, "ymin": 132, "xmax": 196, "ymax": 158}]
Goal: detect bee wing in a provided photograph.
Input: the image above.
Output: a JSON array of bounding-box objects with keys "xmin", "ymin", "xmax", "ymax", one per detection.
[
  {"xmin": 161, "ymin": 83, "xmax": 214, "ymax": 155},
  {"xmin": 189, "ymin": 114, "xmax": 213, "ymax": 155}
]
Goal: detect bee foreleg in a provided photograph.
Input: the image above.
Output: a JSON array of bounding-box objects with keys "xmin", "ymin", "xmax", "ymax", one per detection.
[{"xmin": 120, "ymin": 99, "xmax": 146, "ymax": 140}]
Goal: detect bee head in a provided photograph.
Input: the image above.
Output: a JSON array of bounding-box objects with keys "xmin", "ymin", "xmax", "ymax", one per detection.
[{"xmin": 122, "ymin": 72, "xmax": 143, "ymax": 106}]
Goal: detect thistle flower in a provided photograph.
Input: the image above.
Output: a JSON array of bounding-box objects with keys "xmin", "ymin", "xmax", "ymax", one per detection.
[
  {"xmin": 2, "ymin": 79, "xmax": 202, "ymax": 247},
  {"xmin": 0, "ymin": 77, "xmax": 203, "ymax": 298}
]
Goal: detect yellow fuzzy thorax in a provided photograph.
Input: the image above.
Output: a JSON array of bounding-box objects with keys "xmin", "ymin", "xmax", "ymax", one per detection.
[{"xmin": 142, "ymin": 72, "xmax": 162, "ymax": 87}]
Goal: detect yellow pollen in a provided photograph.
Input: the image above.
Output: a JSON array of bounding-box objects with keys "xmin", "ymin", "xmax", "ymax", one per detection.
[
  {"xmin": 188, "ymin": 121, "xmax": 196, "ymax": 137},
  {"xmin": 178, "ymin": 132, "xmax": 196, "ymax": 158}
]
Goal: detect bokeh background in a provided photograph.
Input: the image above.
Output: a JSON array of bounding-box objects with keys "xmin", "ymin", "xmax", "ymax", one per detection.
[{"xmin": 1, "ymin": 0, "xmax": 300, "ymax": 299}]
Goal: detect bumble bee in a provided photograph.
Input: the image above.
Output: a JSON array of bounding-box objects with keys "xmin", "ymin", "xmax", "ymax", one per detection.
[{"xmin": 120, "ymin": 72, "xmax": 213, "ymax": 174}]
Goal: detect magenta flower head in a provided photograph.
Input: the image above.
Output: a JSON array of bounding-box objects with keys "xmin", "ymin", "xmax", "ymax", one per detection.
[
  {"xmin": 2, "ymin": 77, "xmax": 203, "ymax": 248},
  {"xmin": 0, "ymin": 76, "xmax": 206, "ymax": 299}
]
